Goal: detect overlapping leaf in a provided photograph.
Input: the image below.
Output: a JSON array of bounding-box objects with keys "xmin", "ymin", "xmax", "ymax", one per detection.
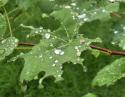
[
  {"xmin": 0, "ymin": 37, "xmax": 18, "ymax": 61},
  {"xmin": 75, "ymin": 2, "xmax": 119, "ymax": 23},
  {"xmin": 92, "ymin": 58, "xmax": 125, "ymax": 86}
]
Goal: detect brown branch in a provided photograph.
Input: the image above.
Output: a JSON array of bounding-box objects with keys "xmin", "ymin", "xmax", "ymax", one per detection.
[
  {"xmin": 18, "ymin": 42, "xmax": 125, "ymax": 56},
  {"xmin": 18, "ymin": 42, "xmax": 35, "ymax": 46},
  {"xmin": 90, "ymin": 45, "xmax": 125, "ymax": 56}
]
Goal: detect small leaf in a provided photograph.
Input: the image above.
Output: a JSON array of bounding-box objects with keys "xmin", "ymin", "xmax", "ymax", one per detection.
[
  {"xmin": 0, "ymin": 37, "xmax": 18, "ymax": 61},
  {"xmin": 92, "ymin": 58, "xmax": 125, "ymax": 86},
  {"xmin": 91, "ymin": 49, "xmax": 100, "ymax": 58},
  {"xmin": 0, "ymin": 14, "xmax": 6, "ymax": 39}
]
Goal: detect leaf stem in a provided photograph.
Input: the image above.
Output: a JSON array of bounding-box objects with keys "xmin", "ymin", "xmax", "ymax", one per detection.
[
  {"xmin": 8, "ymin": 7, "xmax": 19, "ymax": 15},
  {"xmin": 3, "ymin": 7, "xmax": 13, "ymax": 37}
]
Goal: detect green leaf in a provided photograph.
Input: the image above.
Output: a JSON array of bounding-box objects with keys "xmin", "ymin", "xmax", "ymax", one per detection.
[
  {"xmin": 92, "ymin": 58, "xmax": 125, "ymax": 86},
  {"xmin": 20, "ymin": 34, "xmax": 101, "ymax": 83},
  {"xmin": 51, "ymin": 9, "xmax": 79, "ymax": 40},
  {"xmin": 82, "ymin": 93, "xmax": 98, "ymax": 97},
  {"xmin": 0, "ymin": 37, "xmax": 18, "ymax": 61},
  {"xmin": 112, "ymin": 15, "xmax": 125, "ymax": 50},
  {"xmin": 0, "ymin": 14, "xmax": 6, "ymax": 39},
  {"xmin": 0, "ymin": 0, "xmax": 8, "ymax": 6},
  {"xmin": 91, "ymin": 49, "xmax": 100, "ymax": 58},
  {"xmin": 76, "ymin": 2, "xmax": 119, "ymax": 23}
]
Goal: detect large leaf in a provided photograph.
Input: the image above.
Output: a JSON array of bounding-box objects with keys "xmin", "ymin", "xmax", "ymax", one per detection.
[
  {"xmin": 0, "ymin": 14, "xmax": 6, "ymax": 39},
  {"xmin": 0, "ymin": 37, "xmax": 18, "ymax": 61},
  {"xmin": 92, "ymin": 58, "xmax": 125, "ymax": 86},
  {"xmin": 20, "ymin": 34, "xmax": 101, "ymax": 83}
]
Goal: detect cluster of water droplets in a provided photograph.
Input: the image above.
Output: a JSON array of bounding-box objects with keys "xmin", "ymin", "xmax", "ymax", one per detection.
[
  {"xmin": 54, "ymin": 48, "xmax": 65, "ymax": 55},
  {"xmin": 111, "ymin": 24, "xmax": 125, "ymax": 49},
  {"xmin": 60, "ymin": 0, "xmax": 113, "ymax": 26}
]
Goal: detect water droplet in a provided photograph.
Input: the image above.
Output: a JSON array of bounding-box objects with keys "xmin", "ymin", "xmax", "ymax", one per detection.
[
  {"xmin": 123, "ymin": 26, "xmax": 125, "ymax": 30},
  {"xmin": 93, "ymin": 12, "xmax": 97, "ymax": 14},
  {"xmin": 35, "ymin": 31, "xmax": 39, "ymax": 34},
  {"xmin": 75, "ymin": 46, "xmax": 79, "ymax": 50},
  {"xmin": 60, "ymin": 51, "xmax": 64, "ymax": 55},
  {"xmin": 71, "ymin": 3, "xmax": 76, "ymax": 6},
  {"xmin": 54, "ymin": 49, "xmax": 61, "ymax": 55},
  {"xmin": 83, "ymin": 66, "xmax": 88, "ymax": 72},
  {"xmin": 114, "ymin": 31, "xmax": 118, "ymax": 34},
  {"xmin": 49, "ymin": 56, "xmax": 53, "ymax": 59},
  {"xmin": 102, "ymin": 9, "xmax": 106, "ymax": 12},
  {"xmin": 39, "ymin": 54, "xmax": 42, "ymax": 58},
  {"xmin": 77, "ymin": 14, "xmax": 86, "ymax": 19},
  {"xmin": 44, "ymin": 33, "xmax": 51, "ymax": 39},
  {"xmin": 83, "ymin": 18, "xmax": 89, "ymax": 21},
  {"xmin": 52, "ymin": 64, "xmax": 56, "ymax": 67},
  {"xmin": 64, "ymin": 5, "xmax": 71, "ymax": 9},
  {"xmin": 76, "ymin": 51, "xmax": 81, "ymax": 56},
  {"xmin": 26, "ymin": 34, "xmax": 30, "ymax": 38},
  {"xmin": 55, "ymin": 60, "xmax": 59, "ymax": 63},
  {"xmin": 14, "ymin": 39, "xmax": 18, "ymax": 43},
  {"xmin": 109, "ymin": 0, "xmax": 116, "ymax": 2}
]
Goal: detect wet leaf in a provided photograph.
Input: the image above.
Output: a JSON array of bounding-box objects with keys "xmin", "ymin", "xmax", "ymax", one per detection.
[{"xmin": 0, "ymin": 37, "xmax": 18, "ymax": 61}]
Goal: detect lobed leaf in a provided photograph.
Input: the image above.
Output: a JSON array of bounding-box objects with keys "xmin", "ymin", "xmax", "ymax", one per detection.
[{"xmin": 20, "ymin": 34, "xmax": 101, "ymax": 83}]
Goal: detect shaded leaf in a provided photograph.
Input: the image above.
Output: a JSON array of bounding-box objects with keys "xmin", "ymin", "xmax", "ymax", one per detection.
[{"xmin": 92, "ymin": 58, "xmax": 125, "ymax": 86}]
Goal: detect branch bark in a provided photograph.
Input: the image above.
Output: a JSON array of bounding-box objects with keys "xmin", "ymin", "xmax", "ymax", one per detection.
[{"xmin": 18, "ymin": 42, "xmax": 125, "ymax": 56}]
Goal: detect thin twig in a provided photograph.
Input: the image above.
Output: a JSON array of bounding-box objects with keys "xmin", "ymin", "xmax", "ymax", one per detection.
[
  {"xmin": 90, "ymin": 45, "xmax": 125, "ymax": 56},
  {"xmin": 18, "ymin": 42, "xmax": 35, "ymax": 46},
  {"xmin": 3, "ymin": 7, "xmax": 13, "ymax": 37},
  {"xmin": 18, "ymin": 42, "xmax": 125, "ymax": 56}
]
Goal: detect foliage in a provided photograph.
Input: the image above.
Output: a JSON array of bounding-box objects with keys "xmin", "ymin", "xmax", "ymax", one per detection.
[{"xmin": 0, "ymin": 0, "xmax": 125, "ymax": 97}]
